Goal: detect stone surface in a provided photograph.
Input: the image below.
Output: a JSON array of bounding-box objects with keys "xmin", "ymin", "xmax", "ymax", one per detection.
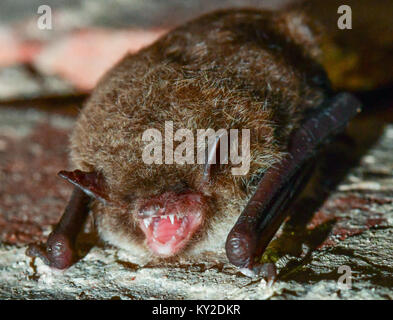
[
  {"xmin": 0, "ymin": 106, "xmax": 392, "ymax": 299},
  {"xmin": 0, "ymin": 65, "xmax": 74, "ymax": 100},
  {"xmin": 0, "ymin": 108, "xmax": 74, "ymax": 245},
  {"xmin": 1, "ymin": 0, "xmax": 391, "ymax": 96},
  {"xmin": 0, "ymin": 0, "xmax": 293, "ymax": 94},
  {"xmin": 0, "ymin": 0, "xmax": 293, "ymax": 27},
  {"xmin": 34, "ymin": 29, "xmax": 166, "ymax": 91}
]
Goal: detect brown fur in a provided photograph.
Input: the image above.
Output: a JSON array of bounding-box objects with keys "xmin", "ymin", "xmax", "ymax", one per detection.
[{"xmin": 69, "ymin": 8, "xmax": 329, "ymax": 261}]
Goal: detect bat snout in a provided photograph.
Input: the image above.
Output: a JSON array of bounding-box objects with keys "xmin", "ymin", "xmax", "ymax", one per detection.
[{"xmin": 137, "ymin": 190, "xmax": 207, "ymax": 256}]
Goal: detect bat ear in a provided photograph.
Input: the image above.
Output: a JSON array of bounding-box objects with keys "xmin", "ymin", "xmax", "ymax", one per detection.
[
  {"xmin": 58, "ymin": 170, "xmax": 109, "ymax": 204},
  {"xmin": 202, "ymin": 131, "xmax": 228, "ymax": 183}
]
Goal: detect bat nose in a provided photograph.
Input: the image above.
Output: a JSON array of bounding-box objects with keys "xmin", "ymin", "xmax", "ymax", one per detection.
[
  {"xmin": 169, "ymin": 181, "xmax": 189, "ymax": 193},
  {"xmin": 138, "ymin": 202, "xmax": 162, "ymax": 218}
]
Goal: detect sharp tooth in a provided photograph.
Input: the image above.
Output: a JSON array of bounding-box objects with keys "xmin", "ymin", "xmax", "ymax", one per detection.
[
  {"xmin": 153, "ymin": 223, "xmax": 158, "ymax": 237},
  {"xmin": 171, "ymin": 236, "xmax": 176, "ymax": 242},
  {"xmin": 143, "ymin": 218, "xmax": 150, "ymax": 228},
  {"xmin": 161, "ymin": 215, "xmax": 166, "ymax": 219},
  {"xmin": 169, "ymin": 215, "xmax": 175, "ymax": 224}
]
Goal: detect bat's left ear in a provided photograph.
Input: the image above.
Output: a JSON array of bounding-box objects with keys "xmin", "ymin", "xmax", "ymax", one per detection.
[
  {"xmin": 58, "ymin": 170, "xmax": 109, "ymax": 204},
  {"xmin": 202, "ymin": 131, "xmax": 228, "ymax": 183}
]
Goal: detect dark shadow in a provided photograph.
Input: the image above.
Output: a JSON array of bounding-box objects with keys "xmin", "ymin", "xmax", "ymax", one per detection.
[
  {"xmin": 75, "ymin": 225, "xmax": 99, "ymax": 265},
  {"xmin": 264, "ymin": 100, "xmax": 391, "ymax": 282}
]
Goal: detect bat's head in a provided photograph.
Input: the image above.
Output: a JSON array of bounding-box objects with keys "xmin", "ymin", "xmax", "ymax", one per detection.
[
  {"xmin": 62, "ymin": 116, "xmax": 279, "ymax": 260},
  {"xmin": 58, "ymin": 169, "xmax": 216, "ymax": 258}
]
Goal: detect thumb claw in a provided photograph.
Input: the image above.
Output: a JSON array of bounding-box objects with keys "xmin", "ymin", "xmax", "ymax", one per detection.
[
  {"xmin": 26, "ymin": 243, "xmax": 51, "ymax": 266},
  {"xmin": 239, "ymin": 262, "xmax": 277, "ymax": 284}
]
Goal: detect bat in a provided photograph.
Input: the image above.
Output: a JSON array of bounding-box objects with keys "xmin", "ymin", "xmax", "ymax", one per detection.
[{"xmin": 26, "ymin": 8, "xmax": 364, "ymax": 278}]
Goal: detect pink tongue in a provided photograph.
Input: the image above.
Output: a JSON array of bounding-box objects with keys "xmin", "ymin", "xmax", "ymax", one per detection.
[{"xmin": 154, "ymin": 217, "xmax": 183, "ymax": 244}]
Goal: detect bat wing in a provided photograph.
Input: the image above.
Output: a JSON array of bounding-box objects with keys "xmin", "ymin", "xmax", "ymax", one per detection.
[{"xmin": 225, "ymin": 92, "xmax": 362, "ymax": 274}]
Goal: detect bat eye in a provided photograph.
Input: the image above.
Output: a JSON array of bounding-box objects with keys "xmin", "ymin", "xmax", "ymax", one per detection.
[{"xmin": 170, "ymin": 181, "xmax": 189, "ymax": 193}]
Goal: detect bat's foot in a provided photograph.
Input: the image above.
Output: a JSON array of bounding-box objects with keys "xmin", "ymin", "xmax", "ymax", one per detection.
[
  {"xmin": 26, "ymin": 233, "xmax": 75, "ymax": 270},
  {"xmin": 239, "ymin": 262, "xmax": 277, "ymax": 284},
  {"xmin": 26, "ymin": 243, "xmax": 51, "ymax": 266},
  {"xmin": 254, "ymin": 263, "xmax": 277, "ymax": 285},
  {"xmin": 26, "ymin": 187, "xmax": 91, "ymax": 270}
]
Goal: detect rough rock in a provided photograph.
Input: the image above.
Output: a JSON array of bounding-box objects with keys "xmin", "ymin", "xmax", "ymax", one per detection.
[{"xmin": 0, "ymin": 0, "xmax": 292, "ymax": 93}]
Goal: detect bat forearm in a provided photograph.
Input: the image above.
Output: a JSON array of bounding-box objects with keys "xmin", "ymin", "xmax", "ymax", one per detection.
[
  {"xmin": 26, "ymin": 187, "xmax": 90, "ymax": 269},
  {"xmin": 54, "ymin": 187, "xmax": 90, "ymax": 239},
  {"xmin": 226, "ymin": 93, "xmax": 362, "ymax": 272}
]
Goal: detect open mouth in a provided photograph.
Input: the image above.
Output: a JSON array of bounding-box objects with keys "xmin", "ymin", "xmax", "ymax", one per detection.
[
  {"xmin": 137, "ymin": 191, "xmax": 206, "ymax": 256},
  {"xmin": 139, "ymin": 213, "xmax": 203, "ymax": 256}
]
